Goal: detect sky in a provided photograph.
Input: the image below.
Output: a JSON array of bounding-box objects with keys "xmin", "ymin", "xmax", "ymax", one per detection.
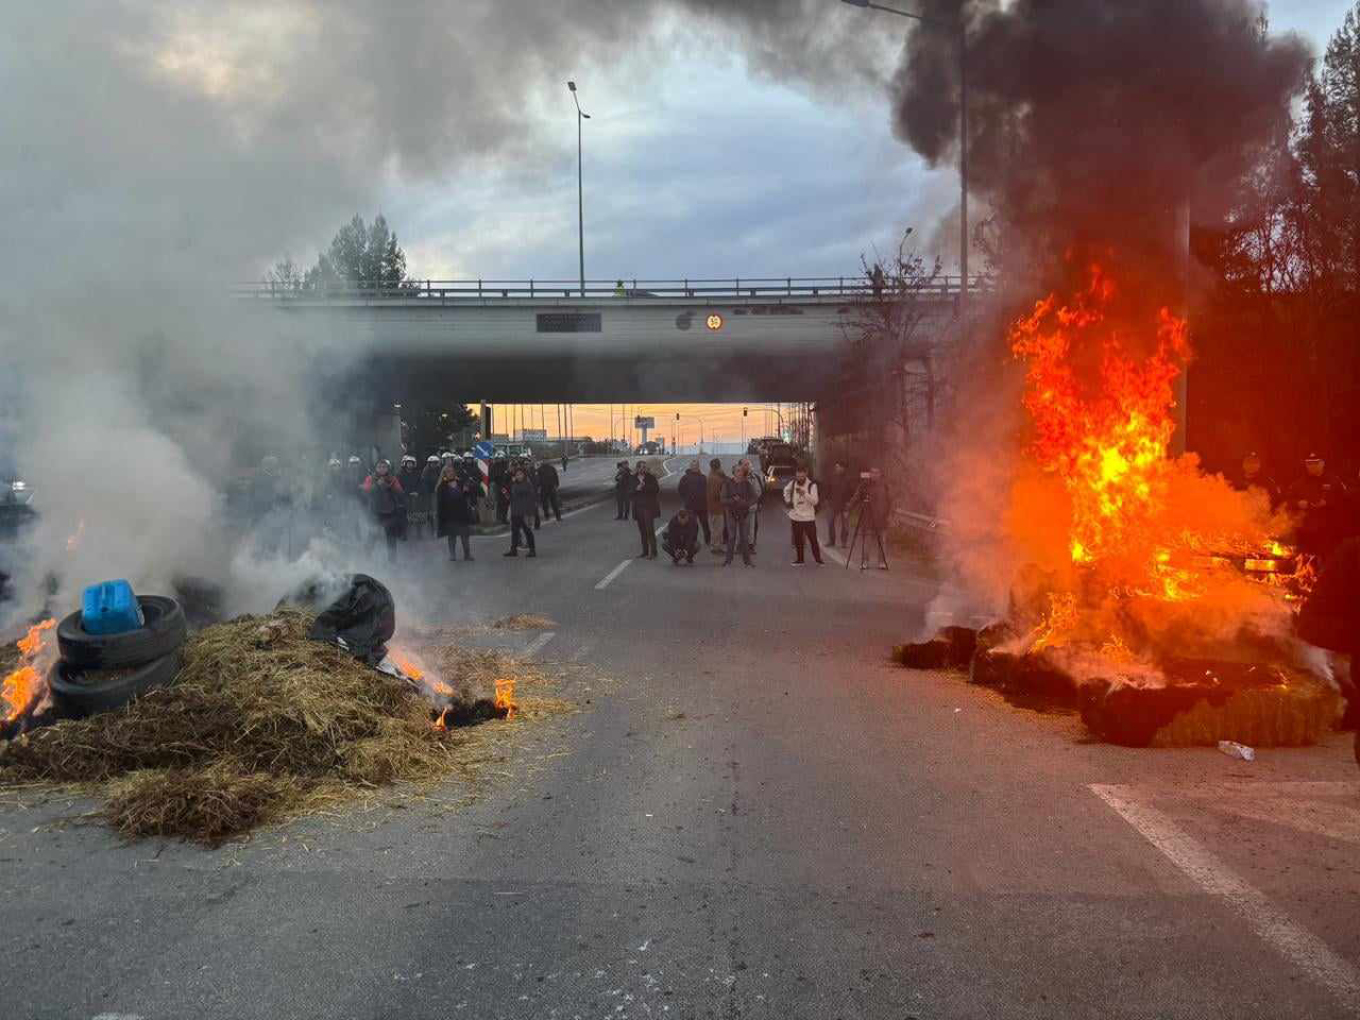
[{"xmin": 397, "ymin": 1, "xmax": 1354, "ymax": 447}]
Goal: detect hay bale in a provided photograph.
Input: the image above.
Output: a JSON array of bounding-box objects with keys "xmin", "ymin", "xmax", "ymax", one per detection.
[
  {"xmin": 0, "ymin": 610, "xmax": 533, "ymax": 844},
  {"xmin": 969, "ymin": 647, "xmax": 1077, "ymax": 707},
  {"xmin": 893, "ymin": 626, "xmax": 977, "ymax": 670},
  {"xmin": 1080, "ymin": 664, "xmax": 1341, "ymax": 748}
]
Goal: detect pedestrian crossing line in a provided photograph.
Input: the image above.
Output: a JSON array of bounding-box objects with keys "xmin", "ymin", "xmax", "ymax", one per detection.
[
  {"xmin": 595, "ymin": 559, "xmax": 634, "ymax": 590},
  {"xmin": 1090, "ymin": 783, "xmax": 1360, "ymax": 1011},
  {"xmin": 522, "ymin": 631, "xmax": 556, "ymax": 659}
]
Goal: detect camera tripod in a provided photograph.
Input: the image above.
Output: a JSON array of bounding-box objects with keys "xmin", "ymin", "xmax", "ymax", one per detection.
[{"xmin": 843, "ymin": 505, "xmax": 889, "ymax": 571}]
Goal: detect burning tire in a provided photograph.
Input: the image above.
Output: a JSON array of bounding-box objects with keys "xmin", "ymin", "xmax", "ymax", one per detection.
[
  {"xmin": 56, "ymin": 596, "xmax": 187, "ymax": 670},
  {"xmin": 48, "ymin": 648, "xmax": 184, "ymax": 718}
]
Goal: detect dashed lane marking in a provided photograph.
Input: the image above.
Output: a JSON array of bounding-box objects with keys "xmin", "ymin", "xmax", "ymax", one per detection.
[
  {"xmin": 1090, "ymin": 783, "xmax": 1360, "ymax": 1011},
  {"xmin": 522, "ymin": 631, "xmax": 556, "ymax": 659},
  {"xmin": 594, "ymin": 559, "xmax": 634, "ymax": 590}
]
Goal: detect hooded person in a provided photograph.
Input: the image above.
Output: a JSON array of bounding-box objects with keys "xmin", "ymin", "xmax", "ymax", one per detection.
[
  {"xmin": 662, "ymin": 507, "xmax": 700, "ymax": 565},
  {"xmin": 706, "ymin": 457, "xmax": 728, "ymax": 553},
  {"xmin": 434, "ymin": 461, "xmax": 475, "ymax": 562},
  {"xmin": 361, "ymin": 458, "xmax": 406, "ymax": 559},
  {"xmin": 677, "ymin": 459, "xmax": 711, "ymax": 547}
]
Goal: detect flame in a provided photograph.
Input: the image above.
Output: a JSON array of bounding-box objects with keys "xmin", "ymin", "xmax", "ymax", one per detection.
[
  {"xmin": 389, "ymin": 648, "xmax": 423, "ymax": 681},
  {"xmin": 1011, "ymin": 264, "xmax": 1188, "ymax": 575},
  {"xmin": 1005, "ymin": 264, "xmax": 1304, "ymax": 663},
  {"xmin": 494, "ymin": 676, "xmax": 517, "ymax": 718},
  {"xmin": 3, "ymin": 619, "xmax": 56, "ymax": 724}
]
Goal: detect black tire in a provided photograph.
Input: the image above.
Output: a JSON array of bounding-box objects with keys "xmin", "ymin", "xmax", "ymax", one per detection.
[
  {"xmin": 49, "ymin": 649, "xmax": 184, "ymax": 718},
  {"xmin": 56, "ymin": 595, "xmax": 187, "ymax": 669}
]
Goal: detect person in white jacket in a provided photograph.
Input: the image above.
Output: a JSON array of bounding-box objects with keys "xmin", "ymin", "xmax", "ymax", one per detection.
[{"xmin": 783, "ymin": 466, "xmax": 823, "ymax": 565}]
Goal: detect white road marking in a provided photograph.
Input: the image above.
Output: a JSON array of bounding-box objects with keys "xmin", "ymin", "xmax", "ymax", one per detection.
[
  {"xmin": 522, "ymin": 631, "xmax": 556, "ymax": 659},
  {"xmin": 595, "ymin": 559, "xmax": 634, "ymax": 590},
  {"xmin": 823, "ymin": 546, "xmax": 847, "ymax": 566},
  {"xmin": 1091, "ymin": 783, "xmax": 1360, "ymax": 1011}
]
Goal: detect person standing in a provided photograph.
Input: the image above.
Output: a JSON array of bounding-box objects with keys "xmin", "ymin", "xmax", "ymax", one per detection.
[
  {"xmin": 503, "ymin": 467, "xmax": 538, "ymax": 558},
  {"xmin": 361, "ymin": 458, "xmax": 406, "ymax": 560},
  {"xmin": 784, "ymin": 465, "xmax": 823, "ymax": 565},
  {"xmin": 722, "ymin": 462, "xmax": 760, "ymax": 567},
  {"xmin": 614, "ymin": 461, "xmax": 633, "ymax": 520},
  {"xmin": 706, "ymin": 458, "xmax": 729, "ymax": 553},
  {"xmin": 633, "ymin": 462, "xmax": 661, "ymax": 559},
  {"xmin": 434, "ymin": 463, "xmax": 475, "ymax": 561},
  {"xmin": 825, "ymin": 461, "xmax": 851, "ymax": 548},
  {"xmin": 1287, "ymin": 453, "xmax": 1350, "ymax": 558},
  {"xmin": 662, "ymin": 507, "xmax": 700, "ymax": 565},
  {"xmin": 537, "ymin": 459, "xmax": 563, "ymax": 522},
  {"xmin": 677, "ymin": 459, "xmax": 711, "ymax": 548},
  {"xmin": 737, "ymin": 457, "xmax": 763, "ymax": 554}
]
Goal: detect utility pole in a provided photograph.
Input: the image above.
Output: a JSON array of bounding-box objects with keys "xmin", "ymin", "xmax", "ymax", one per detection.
[{"xmin": 567, "ymin": 81, "xmax": 590, "ymax": 298}]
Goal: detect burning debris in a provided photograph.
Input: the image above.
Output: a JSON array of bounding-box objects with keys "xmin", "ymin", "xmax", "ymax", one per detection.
[
  {"xmin": 897, "ymin": 267, "xmax": 1342, "ymax": 747},
  {"xmin": 1, "ymin": 618, "xmax": 57, "ymax": 738},
  {"xmin": 0, "ymin": 610, "xmax": 548, "ymax": 844}
]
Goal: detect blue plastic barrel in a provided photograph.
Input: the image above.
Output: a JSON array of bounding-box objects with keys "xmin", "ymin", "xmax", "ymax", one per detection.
[{"xmin": 81, "ymin": 580, "xmax": 145, "ymax": 635}]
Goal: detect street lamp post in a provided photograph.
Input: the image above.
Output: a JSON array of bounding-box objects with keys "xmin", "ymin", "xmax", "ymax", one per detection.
[
  {"xmin": 840, "ymin": 0, "xmax": 967, "ymax": 320},
  {"xmin": 567, "ymin": 81, "xmax": 591, "ymax": 299}
]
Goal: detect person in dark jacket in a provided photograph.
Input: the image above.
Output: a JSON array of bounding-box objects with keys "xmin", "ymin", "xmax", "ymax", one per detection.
[
  {"xmin": 492, "ymin": 459, "xmax": 511, "ymax": 524},
  {"xmin": 677, "ymin": 459, "xmax": 710, "ymax": 547},
  {"xmin": 420, "ymin": 454, "xmax": 442, "ymax": 495},
  {"xmin": 1286, "ymin": 453, "xmax": 1350, "ymax": 558},
  {"xmin": 632, "ymin": 462, "xmax": 661, "ymax": 558},
  {"xmin": 361, "ymin": 458, "xmax": 406, "ymax": 559},
  {"xmin": 825, "ymin": 461, "xmax": 851, "ymax": 547},
  {"xmin": 504, "ymin": 467, "xmax": 538, "ymax": 557},
  {"xmin": 434, "ymin": 463, "xmax": 475, "ymax": 561},
  {"xmin": 1231, "ymin": 451, "xmax": 1281, "ymax": 510},
  {"xmin": 706, "ymin": 458, "xmax": 728, "ymax": 553},
  {"xmin": 663, "ymin": 507, "xmax": 700, "ymax": 564},
  {"xmin": 614, "ymin": 461, "xmax": 634, "ymax": 520},
  {"xmin": 536, "ymin": 460, "xmax": 562, "ymax": 522},
  {"xmin": 722, "ymin": 463, "xmax": 760, "ymax": 567}
]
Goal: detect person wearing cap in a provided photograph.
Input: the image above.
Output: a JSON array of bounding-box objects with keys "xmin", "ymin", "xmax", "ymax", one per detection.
[
  {"xmin": 1232, "ymin": 451, "xmax": 1281, "ymax": 510},
  {"xmin": 1286, "ymin": 453, "xmax": 1350, "ymax": 558}
]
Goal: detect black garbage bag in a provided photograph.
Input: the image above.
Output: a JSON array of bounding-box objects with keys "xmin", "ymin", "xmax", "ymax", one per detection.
[{"xmin": 306, "ymin": 574, "xmax": 396, "ymax": 664}]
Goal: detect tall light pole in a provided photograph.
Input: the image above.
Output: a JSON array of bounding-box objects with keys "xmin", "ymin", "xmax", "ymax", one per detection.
[
  {"xmin": 567, "ymin": 81, "xmax": 591, "ymax": 299},
  {"xmin": 840, "ymin": 0, "xmax": 967, "ymax": 320}
]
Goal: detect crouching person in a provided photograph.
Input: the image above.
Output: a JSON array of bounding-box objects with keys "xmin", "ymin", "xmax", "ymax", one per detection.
[{"xmin": 662, "ymin": 507, "xmax": 700, "ymax": 565}]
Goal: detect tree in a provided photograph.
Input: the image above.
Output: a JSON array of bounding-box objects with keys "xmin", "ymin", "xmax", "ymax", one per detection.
[
  {"xmin": 827, "ymin": 229, "xmax": 944, "ymax": 503},
  {"xmin": 404, "ymin": 405, "xmax": 480, "ymax": 458},
  {"xmin": 303, "ymin": 214, "xmax": 414, "ymax": 292}
]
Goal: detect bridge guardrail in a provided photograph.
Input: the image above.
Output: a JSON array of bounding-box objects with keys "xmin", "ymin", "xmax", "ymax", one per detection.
[{"xmin": 230, "ymin": 275, "xmax": 991, "ymax": 302}]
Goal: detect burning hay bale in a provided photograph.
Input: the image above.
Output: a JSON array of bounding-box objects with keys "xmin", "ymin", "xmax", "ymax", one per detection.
[
  {"xmin": 0, "ymin": 610, "xmax": 536, "ymax": 844},
  {"xmin": 893, "ymin": 626, "xmax": 977, "ymax": 670}
]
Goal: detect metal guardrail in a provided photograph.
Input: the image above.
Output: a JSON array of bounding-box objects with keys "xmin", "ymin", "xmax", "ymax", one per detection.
[{"xmin": 230, "ymin": 275, "xmax": 990, "ymax": 302}]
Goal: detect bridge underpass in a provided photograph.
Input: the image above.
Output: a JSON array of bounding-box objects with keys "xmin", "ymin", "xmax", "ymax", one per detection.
[{"xmin": 240, "ymin": 277, "xmax": 966, "ymax": 404}]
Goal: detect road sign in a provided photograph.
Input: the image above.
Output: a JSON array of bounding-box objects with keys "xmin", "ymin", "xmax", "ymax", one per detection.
[
  {"xmin": 473, "ymin": 440, "xmax": 496, "ymax": 458},
  {"xmin": 634, "ymin": 416, "xmax": 655, "ymax": 429},
  {"xmin": 521, "ymin": 428, "xmax": 548, "ymax": 440}
]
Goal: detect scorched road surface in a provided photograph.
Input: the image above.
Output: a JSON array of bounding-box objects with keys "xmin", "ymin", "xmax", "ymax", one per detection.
[{"xmin": 2, "ymin": 456, "xmax": 1357, "ymax": 1019}]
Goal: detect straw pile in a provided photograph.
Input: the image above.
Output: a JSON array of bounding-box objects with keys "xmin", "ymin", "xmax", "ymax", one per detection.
[
  {"xmin": 491, "ymin": 614, "xmax": 556, "ymax": 631},
  {"xmin": 0, "ymin": 610, "xmax": 522, "ymax": 844}
]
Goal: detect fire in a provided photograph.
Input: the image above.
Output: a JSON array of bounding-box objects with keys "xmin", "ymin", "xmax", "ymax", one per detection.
[
  {"xmin": 1011, "ymin": 264, "xmax": 1188, "ymax": 576},
  {"xmin": 3, "ymin": 618, "xmax": 56, "ymax": 725},
  {"xmin": 1005, "ymin": 264, "xmax": 1299, "ymax": 661},
  {"xmin": 494, "ymin": 676, "xmax": 517, "ymax": 718},
  {"xmin": 388, "ymin": 649, "xmax": 424, "ymax": 681}
]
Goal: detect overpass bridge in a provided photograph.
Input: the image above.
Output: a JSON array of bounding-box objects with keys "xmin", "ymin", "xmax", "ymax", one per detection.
[{"xmin": 235, "ymin": 276, "xmax": 973, "ymax": 403}]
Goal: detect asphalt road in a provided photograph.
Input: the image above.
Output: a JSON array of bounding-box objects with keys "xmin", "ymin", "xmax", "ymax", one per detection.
[{"xmin": 3, "ymin": 455, "xmax": 1358, "ymax": 1019}]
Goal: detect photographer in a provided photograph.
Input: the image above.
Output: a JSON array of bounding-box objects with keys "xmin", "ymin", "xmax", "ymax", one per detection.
[
  {"xmin": 783, "ymin": 465, "xmax": 823, "ymax": 565},
  {"xmin": 722, "ymin": 461, "xmax": 761, "ymax": 567},
  {"xmin": 847, "ymin": 466, "xmax": 890, "ymax": 570}
]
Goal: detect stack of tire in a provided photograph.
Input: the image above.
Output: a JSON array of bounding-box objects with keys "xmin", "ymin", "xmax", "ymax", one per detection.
[{"xmin": 50, "ymin": 596, "xmax": 188, "ymax": 718}]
